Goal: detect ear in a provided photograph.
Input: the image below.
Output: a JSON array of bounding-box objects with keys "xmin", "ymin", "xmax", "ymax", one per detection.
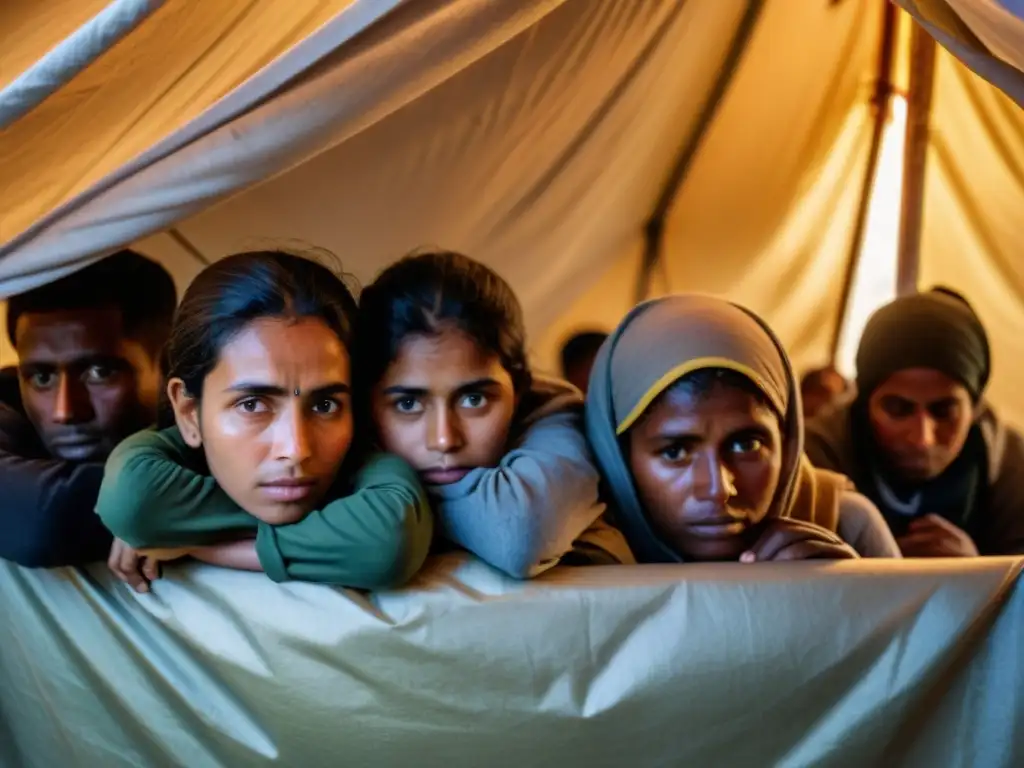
[{"xmin": 167, "ymin": 378, "xmax": 203, "ymax": 448}]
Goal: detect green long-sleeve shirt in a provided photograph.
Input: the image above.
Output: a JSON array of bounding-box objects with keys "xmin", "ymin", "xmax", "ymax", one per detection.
[{"xmin": 96, "ymin": 428, "xmax": 433, "ymax": 588}]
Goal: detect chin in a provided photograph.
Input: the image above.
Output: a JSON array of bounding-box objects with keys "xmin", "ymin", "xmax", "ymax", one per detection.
[
  {"xmin": 248, "ymin": 502, "xmax": 315, "ymax": 526},
  {"xmin": 677, "ymin": 538, "xmax": 747, "ymax": 563}
]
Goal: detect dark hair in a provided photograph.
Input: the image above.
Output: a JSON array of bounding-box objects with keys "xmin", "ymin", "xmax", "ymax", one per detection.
[
  {"xmin": 6, "ymin": 249, "xmax": 177, "ymax": 354},
  {"xmin": 800, "ymin": 366, "xmax": 846, "ymax": 393},
  {"xmin": 560, "ymin": 331, "xmax": 608, "ymax": 376},
  {"xmin": 356, "ymin": 250, "xmax": 531, "ymax": 394},
  {"xmin": 165, "ymin": 250, "xmax": 358, "ymax": 399},
  {"xmin": 665, "ymin": 368, "xmax": 777, "ymax": 416}
]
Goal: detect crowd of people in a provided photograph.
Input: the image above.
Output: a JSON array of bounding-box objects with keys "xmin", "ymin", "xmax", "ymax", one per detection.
[{"xmin": 1, "ymin": 247, "xmax": 1021, "ymax": 593}]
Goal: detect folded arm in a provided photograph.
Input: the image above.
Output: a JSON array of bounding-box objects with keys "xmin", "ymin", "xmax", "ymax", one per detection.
[{"xmin": 0, "ymin": 404, "xmax": 112, "ymax": 567}]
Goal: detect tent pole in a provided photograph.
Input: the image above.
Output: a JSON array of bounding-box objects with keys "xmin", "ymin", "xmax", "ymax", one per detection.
[
  {"xmin": 167, "ymin": 228, "xmax": 210, "ymax": 267},
  {"xmin": 828, "ymin": 2, "xmax": 899, "ymax": 362},
  {"xmin": 634, "ymin": 0, "xmax": 766, "ymax": 303},
  {"xmin": 896, "ymin": 21, "xmax": 937, "ymax": 295}
]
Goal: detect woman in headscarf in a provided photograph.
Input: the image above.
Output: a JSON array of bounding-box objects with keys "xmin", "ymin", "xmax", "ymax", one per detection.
[
  {"xmin": 586, "ymin": 295, "xmax": 900, "ymax": 563},
  {"xmin": 805, "ymin": 288, "xmax": 1024, "ymax": 556}
]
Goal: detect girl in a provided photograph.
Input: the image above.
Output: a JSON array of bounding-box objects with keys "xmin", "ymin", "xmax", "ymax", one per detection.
[
  {"xmin": 357, "ymin": 250, "xmax": 633, "ymax": 578},
  {"xmin": 585, "ymin": 294, "xmax": 900, "ymax": 563},
  {"xmin": 97, "ymin": 251, "xmax": 433, "ymax": 588}
]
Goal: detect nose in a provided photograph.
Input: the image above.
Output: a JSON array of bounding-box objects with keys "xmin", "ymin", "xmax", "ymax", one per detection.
[
  {"xmin": 692, "ymin": 452, "xmax": 737, "ymax": 505},
  {"xmin": 427, "ymin": 405, "xmax": 464, "ymax": 454},
  {"xmin": 52, "ymin": 374, "xmax": 93, "ymax": 425},
  {"xmin": 906, "ymin": 413, "xmax": 937, "ymax": 450},
  {"xmin": 272, "ymin": 405, "xmax": 313, "ymax": 466}
]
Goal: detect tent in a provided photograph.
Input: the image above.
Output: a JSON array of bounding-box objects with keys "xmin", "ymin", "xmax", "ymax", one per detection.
[
  {"xmin": 2, "ymin": 0, "xmax": 1024, "ymax": 426},
  {"xmin": 1, "ymin": 2, "xmax": 1024, "ymax": 765}
]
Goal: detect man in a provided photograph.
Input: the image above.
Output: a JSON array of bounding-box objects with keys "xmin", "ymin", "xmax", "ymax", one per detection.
[
  {"xmin": 800, "ymin": 365, "xmax": 849, "ymax": 420},
  {"xmin": 0, "ymin": 250, "xmax": 177, "ymax": 569},
  {"xmin": 560, "ymin": 330, "xmax": 608, "ymax": 395},
  {"xmin": 805, "ymin": 288, "xmax": 1024, "ymax": 556}
]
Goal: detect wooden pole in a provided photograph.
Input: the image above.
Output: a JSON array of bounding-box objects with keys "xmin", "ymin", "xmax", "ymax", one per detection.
[
  {"xmin": 896, "ymin": 22, "xmax": 937, "ymax": 295},
  {"xmin": 828, "ymin": 2, "xmax": 899, "ymax": 361}
]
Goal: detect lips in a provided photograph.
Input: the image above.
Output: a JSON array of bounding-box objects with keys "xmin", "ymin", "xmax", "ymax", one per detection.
[
  {"xmin": 49, "ymin": 435, "xmax": 103, "ymax": 461},
  {"xmin": 685, "ymin": 517, "xmax": 749, "ymax": 539},
  {"xmin": 421, "ymin": 467, "xmax": 471, "ymax": 485},
  {"xmin": 259, "ymin": 479, "xmax": 318, "ymax": 503}
]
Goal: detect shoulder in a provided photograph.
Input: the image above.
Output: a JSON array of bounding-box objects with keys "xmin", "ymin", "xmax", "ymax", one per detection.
[
  {"xmin": 837, "ymin": 489, "xmax": 901, "ymax": 558},
  {"xmin": 804, "ymin": 399, "xmax": 856, "ymax": 469}
]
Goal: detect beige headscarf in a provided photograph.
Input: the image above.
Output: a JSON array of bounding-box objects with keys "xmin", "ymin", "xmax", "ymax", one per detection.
[{"xmin": 584, "ymin": 294, "xmax": 850, "ymax": 563}]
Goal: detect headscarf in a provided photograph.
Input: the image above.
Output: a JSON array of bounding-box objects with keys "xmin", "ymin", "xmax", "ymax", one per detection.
[
  {"xmin": 584, "ymin": 294, "xmax": 849, "ymax": 564},
  {"xmin": 855, "ymin": 288, "xmax": 990, "ymax": 401}
]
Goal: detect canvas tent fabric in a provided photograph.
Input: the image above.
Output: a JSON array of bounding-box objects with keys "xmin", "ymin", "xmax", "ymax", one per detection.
[
  {"xmin": 1, "ymin": 0, "xmax": 1024, "ymax": 430},
  {"xmin": 2, "ymin": 2, "xmax": 1024, "ymax": 764},
  {"xmin": 1, "ymin": 553, "xmax": 1022, "ymax": 767}
]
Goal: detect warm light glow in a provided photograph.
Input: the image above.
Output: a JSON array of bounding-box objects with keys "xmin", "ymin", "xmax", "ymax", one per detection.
[{"xmin": 834, "ymin": 94, "xmax": 908, "ymax": 378}]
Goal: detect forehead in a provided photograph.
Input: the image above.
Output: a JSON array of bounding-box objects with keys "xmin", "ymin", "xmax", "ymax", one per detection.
[
  {"xmin": 15, "ymin": 307, "xmax": 129, "ymax": 363},
  {"xmin": 211, "ymin": 317, "xmax": 349, "ymax": 384},
  {"xmin": 381, "ymin": 328, "xmax": 508, "ymax": 387},
  {"xmin": 874, "ymin": 368, "xmax": 969, "ymax": 402},
  {"xmin": 637, "ymin": 381, "xmax": 775, "ymax": 434}
]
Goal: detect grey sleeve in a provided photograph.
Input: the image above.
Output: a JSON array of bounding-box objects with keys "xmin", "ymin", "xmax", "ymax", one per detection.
[
  {"xmin": 836, "ymin": 490, "xmax": 902, "ymax": 558},
  {"xmin": 434, "ymin": 410, "xmax": 606, "ymax": 579}
]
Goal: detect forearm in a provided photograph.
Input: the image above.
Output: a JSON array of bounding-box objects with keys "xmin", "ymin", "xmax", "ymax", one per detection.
[{"xmin": 192, "ymin": 540, "xmax": 263, "ymax": 572}]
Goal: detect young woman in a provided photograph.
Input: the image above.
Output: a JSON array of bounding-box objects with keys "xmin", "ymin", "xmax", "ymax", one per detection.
[
  {"xmin": 97, "ymin": 251, "xmax": 433, "ymax": 588},
  {"xmin": 356, "ymin": 250, "xmax": 633, "ymax": 578},
  {"xmin": 585, "ymin": 294, "xmax": 901, "ymax": 563}
]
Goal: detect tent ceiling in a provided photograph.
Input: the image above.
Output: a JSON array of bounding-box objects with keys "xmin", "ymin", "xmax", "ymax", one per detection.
[{"xmin": 1, "ymin": 0, "xmax": 1023, "ymax": 425}]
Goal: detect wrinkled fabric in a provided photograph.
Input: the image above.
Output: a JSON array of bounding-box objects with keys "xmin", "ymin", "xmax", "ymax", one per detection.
[{"xmin": 0, "ymin": 554, "xmax": 1021, "ymax": 766}]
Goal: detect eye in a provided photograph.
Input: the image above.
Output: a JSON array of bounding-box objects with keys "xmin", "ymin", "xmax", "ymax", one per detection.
[
  {"xmin": 83, "ymin": 364, "xmax": 116, "ymax": 384},
  {"xmin": 236, "ymin": 397, "xmax": 269, "ymax": 415},
  {"xmin": 459, "ymin": 392, "xmax": 487, "ymax": 410},
  {"xmin": 659, "ymin": 443, "xmax": 690, "ymax": 462},
  {"xmin": 730, "ymin": 435, "xmax": 765, "ymax": 455},
  {"xmin": 929, "ymin": 402, "xmax": 958, "ymax": 421},
  {"xmin": 393, "ymin": 396, "xmax": 423, "ymax": 414},
  {"xmin": 313, "ymin": 398, "xmax": 343, "ymax": 415},
  {"xmin": 26, "ymin": 371, "xmax": 56, "ymax": 389}
]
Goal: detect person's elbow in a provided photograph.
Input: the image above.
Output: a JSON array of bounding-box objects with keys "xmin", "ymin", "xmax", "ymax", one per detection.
[
  {"xmin": 95, "ymin": 459, "xmax": 157, "ymax": 547},
  {"xmin": 2, "ymin": 524, "xmax": 67, "ymax": 569},
  {"xmin": 357, "ymin": 493, "xmax": 435, "ymax": 589}
]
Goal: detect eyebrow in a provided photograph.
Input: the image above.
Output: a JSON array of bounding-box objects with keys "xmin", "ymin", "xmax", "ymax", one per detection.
[
  {"xmin": 381, "ymin": 377, "xmax": 501, "ymax": 397},
  {"xmin": 225, "ymin": 382, "xmax": 350, "ymax": 397},
  {"xmin": 18, "ymin": 354, "xmax": 128, "ymax": 370}
]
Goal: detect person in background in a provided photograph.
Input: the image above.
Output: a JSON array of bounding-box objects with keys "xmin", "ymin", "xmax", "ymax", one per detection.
[
  {"xmin": 97, "ymin": 251, "xmax": 433, "ymax": 590},
  {"xmin": 585, "ymin": 294, "xmax": 900, "ymax": 563},
  {"xmin": 357, "ymin": 250, "xmax": 633, "ymax": 578},
  {"xmin": 800, "ymin": 365, "xmax": 849, "ymax": 421},
  {"xmin": 805, "ymin": 288, "xmax": 1024, "ymax": 556},
  {"xmin": 0, "ymin": 250, "xmax": 176, "ymax": 569},
  {"xmin": 560, "ymin": 330, "xmax": 608, "ymax": 395}
]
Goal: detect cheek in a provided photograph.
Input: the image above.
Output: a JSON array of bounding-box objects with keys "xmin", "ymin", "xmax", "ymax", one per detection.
[
  {"xmin": 628, "ymin": 456, "xmax": 688, "ymax": 526},
  {"xmin": 463, "ymin": 408, "xmax": 514, "ymax": 466},
  {"xmin": 374, "ymin": 411, "xmax": 426, "ymax": 464},
  {"xmin": 734, "ymin": 460, "xmax": 780, "ymax": 515},
  {"xmin": 311, "ymin": 415, "xmax": 355, "ymax": 469}
]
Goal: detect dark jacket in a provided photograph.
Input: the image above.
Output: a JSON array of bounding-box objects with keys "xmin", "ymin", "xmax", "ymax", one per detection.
[
  {"xmin": 0, "ymin": 366, "xmax": 112, "ymax": 567},
  {"xmin": 805, "ymin": 396, "xmax": 1024, "ymax": 556}
]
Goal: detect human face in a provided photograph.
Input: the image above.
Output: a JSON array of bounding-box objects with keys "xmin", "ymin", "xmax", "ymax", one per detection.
[
  {"xmin": 15, "ymin": 307, "xmax": 161, "ymax": 461},
  {"xmin": 628, "ymin": 381, "xmax": 783, "ymax": 561},
  {"xmin": 371, "ymin": 326, "xmax": 517, "ymax": 485},
  {"xmin": 801, "ymin": 369, "xmax": 847, "ymax": 420},
  {"xmin": 168, "ymin": 317, "xmax": 353, "ymax": 525},
  {"xmin": 867, "ymin": 367, "xmax": 973, "ymax": 482}
]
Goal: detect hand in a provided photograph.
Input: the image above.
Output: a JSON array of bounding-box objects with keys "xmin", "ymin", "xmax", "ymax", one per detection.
[
  {"xmin": 107, "ymin": 538, "xmax": 161, "ymax": 593},
  {"xmin": 137, "ymin": 546, "xmax": 195, "ymax": 563},
  {"xmin": 897, "ymin": 514, "xmax": 978, "ymax": 557},
  {"xmin": 740, "ymin": 518, "xmax": 859, "ymax": 562}
]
